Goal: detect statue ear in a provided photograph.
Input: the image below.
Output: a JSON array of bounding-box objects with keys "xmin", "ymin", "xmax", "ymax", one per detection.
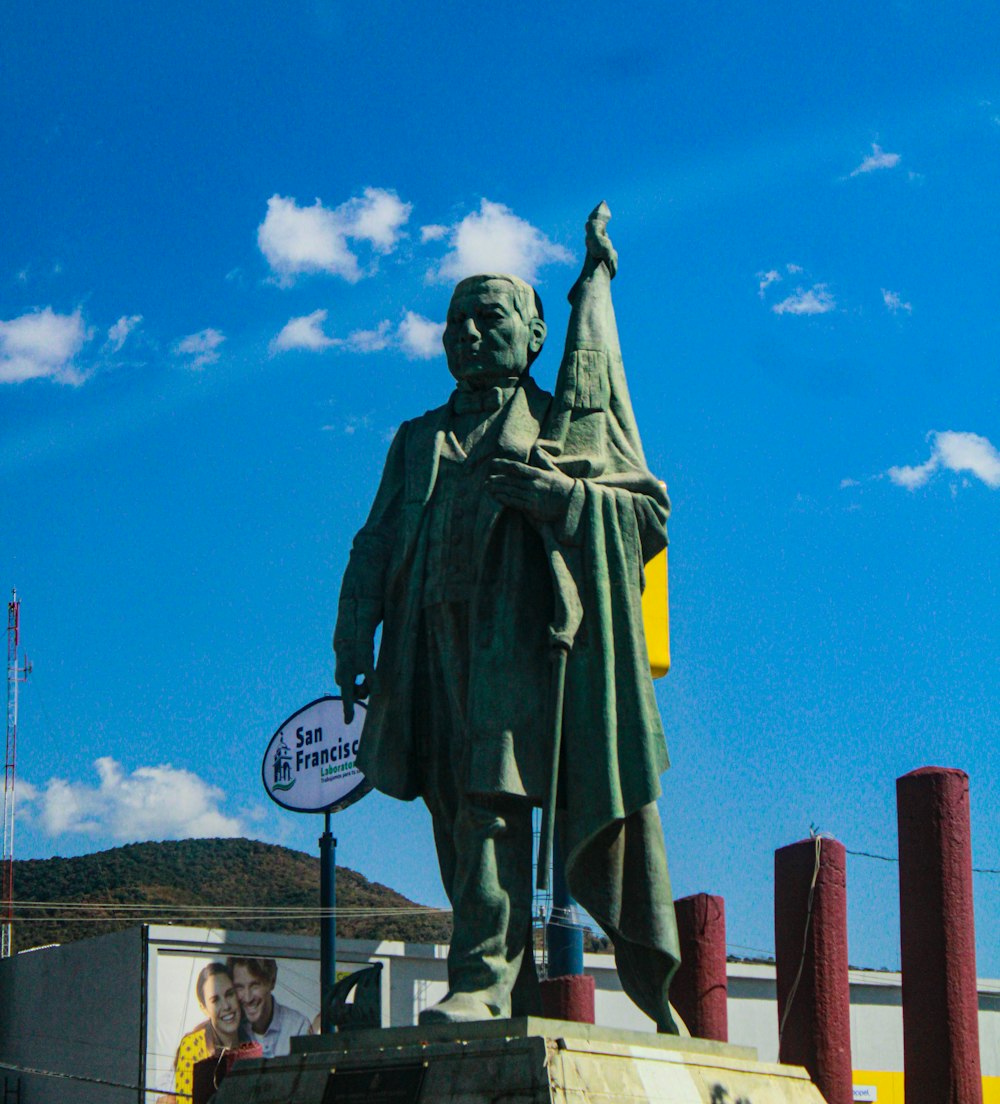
[{"xmin": 528, "ymin": 317, "xmax": 547, "ymax": 353}]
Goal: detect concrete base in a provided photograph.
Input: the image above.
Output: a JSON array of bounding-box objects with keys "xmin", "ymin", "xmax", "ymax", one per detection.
[{"xmin": 212, "ymin": 1017, "xmax": 828, "ymax": 1103}]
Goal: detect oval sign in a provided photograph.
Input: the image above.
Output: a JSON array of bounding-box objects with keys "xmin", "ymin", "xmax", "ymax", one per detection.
[{"xmin": 262, "ymin": 695, "xmax": 371, "ymax": 814}]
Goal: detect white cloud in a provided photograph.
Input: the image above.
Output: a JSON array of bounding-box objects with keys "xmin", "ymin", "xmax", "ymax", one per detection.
[
  {"xmin": 757, "ymin": 269, "xmax": 781, "ymax": 298},
  {"xmin": 786, "ymin": 263, "xmax": 803, "ymax": 274},
  {"xmin": 175, "ymin": 328, "xmax": 225, "ymax": 368},
  {"xmin": 258, "ymin": 195, "xmax": 360, "ymax": 283},
  {"xmin": 882, "ymin": 289, "xmax": 912, "ymax": 314},
  {"xmin": 431, "ymin": 199, "xmax": 573, "ymax": 284},
  {"xmin": 888, "ymin": 430, "xmax": 1000, "ymax": 491},
  {"xmin": 270, "ymin": 309, "xmax": 338, "ymax": 354},
  {"xmin": 341, "ymin": 188, "xmax": 412, "ymax": 252},
  {"xmin": 398, "ymin": 311, "xmax": 445, "ymax": 359},
  {"xmin": 420, "ymin": 224, "xmax": 449, "ymax": 243},
  {"xmin": 772, "ymin": 284, "xmax": 836, "ymax": 316},
  {"xmin": 850, "ymin": 143, "xmax": 901, "ymax": 177},
  {"xmin": 0, "ymin": 307, "xmax": 89, "ymax": 385},
  {"xmin": 21, "ymin": 757, "xmax": 244, "ymax": 842},
  {"xmin": 257, "ymin": 188, "xmax": 411, "ymax": 285},
  {"xmin": 106, "ymin": 314, "xmax": 143, "ymax": 353}
]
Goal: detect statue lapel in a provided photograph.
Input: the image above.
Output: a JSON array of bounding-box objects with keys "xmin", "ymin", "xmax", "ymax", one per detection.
[
  {"xmin": 478, "ymin": 378, "xmax": 552, "ymax": 532},
  {"xmin": 495, "ymin": 377, "xmax": 549, "ymax": 462},
  {"xmin": 404, "ymin": 404, "xmax": 451, "ymax": 507}
]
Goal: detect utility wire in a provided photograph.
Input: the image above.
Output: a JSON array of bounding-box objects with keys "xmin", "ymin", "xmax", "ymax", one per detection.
[
  {"xmin": 12, "ymin": 901, "xmax": 451, "ymax": 914},
  {"xmin": 777, "ymin": 834, "xmax": 822, "ymax": 1045},
  {"xmin": 0, "ymin": 1057, "xmax": 191, "ymax": 1100}
]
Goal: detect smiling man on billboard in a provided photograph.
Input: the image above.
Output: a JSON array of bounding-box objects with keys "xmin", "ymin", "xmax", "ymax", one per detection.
[{"xmin": 227, "ymin": 956, "xmax": 313, "ymax": 1058}]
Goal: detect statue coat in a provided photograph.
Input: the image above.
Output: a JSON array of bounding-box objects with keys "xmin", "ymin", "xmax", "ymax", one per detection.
[{"xmin": 336, "ymin": 370, "xmax": 680, "ymax": 1023}]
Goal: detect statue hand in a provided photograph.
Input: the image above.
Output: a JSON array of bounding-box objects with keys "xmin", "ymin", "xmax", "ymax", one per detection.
[
  {"xmin": 487, "ymin": 459, "xmax": 575, "ymax": 522},
  {"xmin": 335, "ymin": 643, "xmax": 374, "ymax": 725},
  {"xmin": 585, "ymin": 200, "xmax": 617, "ymax": 278}
]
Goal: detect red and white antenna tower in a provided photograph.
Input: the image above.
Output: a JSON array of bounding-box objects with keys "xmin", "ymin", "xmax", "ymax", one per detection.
[{"xmin": 3, "ymin": 589, "xmax": 30, "ymax": 958}]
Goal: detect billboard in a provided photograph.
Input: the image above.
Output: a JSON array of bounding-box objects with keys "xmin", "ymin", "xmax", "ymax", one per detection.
[
  {"xmin": 146, "ymin": 949, "xmax": 320, "ymax": 1102},
  {"xmin": 262, "ymin": 696, "xmax": 370, "ymax": 814}
]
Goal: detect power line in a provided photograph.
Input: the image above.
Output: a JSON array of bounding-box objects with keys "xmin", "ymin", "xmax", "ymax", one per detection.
[
  {"xmin": 0, "ymin": 1057, "xmax": 192, "ymax": 1100},
  {"xmin": 846, "ymin": 847, "xmax": 1000, "ymax": 875},
  {"xmin": 11, "ymin": 899, "xmax": 449, "ymax": 912}
]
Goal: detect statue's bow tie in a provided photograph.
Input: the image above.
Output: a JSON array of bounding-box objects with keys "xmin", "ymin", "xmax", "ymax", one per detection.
[{"xmin": 451, "ymin": 386, "xmax": 510, "ymax": 415}]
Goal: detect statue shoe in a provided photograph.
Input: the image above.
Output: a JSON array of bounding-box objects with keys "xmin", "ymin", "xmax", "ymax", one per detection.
[{"xmin": 418, "ymin": 992, "xmax": 499, "ymax": 1024}]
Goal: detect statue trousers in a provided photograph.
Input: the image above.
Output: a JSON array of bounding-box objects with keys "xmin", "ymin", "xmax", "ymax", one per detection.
[{"xmin": 418, "ymin": 601, "xmax": 536, "ymax": 1015}]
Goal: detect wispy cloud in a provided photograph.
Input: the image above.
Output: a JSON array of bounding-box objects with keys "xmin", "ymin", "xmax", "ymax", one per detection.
[
  {"xmin": 887, "ymin": 431, "xmax": 1000, "ymax": 490},
  {"xmin": 850, "ymin": 143, "xmax": 901, "ymax": 177},
  {"xmin": 21, "ymin": 757, "xmax": 244, "ymax": 842},
  {"xmin": 757, "ymin": 263, "xmax": 807, "ymax": 300},
  {"xmin": 772, "ymin": 284, "xmax": 836, "ymax": 316},
  {"xmin": 0, "ymin": 307, "xmax": 89, "ymax": 385},
  {"xmin": 420, "ymin": 224, "xmax": 449, "ymax": 243},
  {"xmin": 429, "ymin": 199, "xmax": 573, "ymax": 284},
  {"xmin": 757, "ymin": 269, "xmax": 781, "ymax": 298},
  {"xmin": 257, "ymin": 187, "xmax": 412, "ymax": 285},
  {"xmin": 105, "ymin": 313, "xmax": 143, "ymax": 353},
  {"xmin": 348, "ymin": 320, "xmax": 393, "ymax": 353},
  {"xmin": 323, "ymin": 413, "xmax": 374, "ymax": 436},
  {"xmin": 271, "ymin": 310, "xmax": 443, "ymax": 359},
  {"xmin": 398, "ymin": 311, "xmax": 445, "ymax": 358},
  {"xmin": 175, "ymin": 328, "xmax": 225, "ymax": 368},
  {"xmin": 882, "ymin": 289, "xmax": 912, "ymax": 314}
]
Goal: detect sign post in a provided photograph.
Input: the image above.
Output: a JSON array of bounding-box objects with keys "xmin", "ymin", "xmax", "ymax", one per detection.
[
  {"xmin": 320, "ymin": 810, "xmax": 336, "ymax": 1035},
  {"xmin": 262, "ymin": 695, "xmax": 370, "ymax": 1034}
]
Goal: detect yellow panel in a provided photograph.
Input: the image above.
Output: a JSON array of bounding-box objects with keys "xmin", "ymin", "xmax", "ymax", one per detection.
[
  {"xmin": 852, "ymin": 1071, "xmax": 1000, "ymax": 1103},
  {"xmin": 642, "ymin": 547, "xmax": 670, "ymax": 679},
  {"xmin": 852, "ymin": 1070, "xmax": 903, "ymax": 1103}
]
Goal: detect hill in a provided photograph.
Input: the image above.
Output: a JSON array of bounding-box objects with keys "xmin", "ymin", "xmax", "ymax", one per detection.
[{"xmin": 11, "ymin": 837, "xmax": 453, "ymax": 951}]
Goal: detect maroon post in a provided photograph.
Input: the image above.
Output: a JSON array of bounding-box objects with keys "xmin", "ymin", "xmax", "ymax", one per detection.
[
  {"xmin": 671, "ymin": 893, "xmax": 728, "ymax": 1041},
  {"xmin": 540, "ymin": 974, "xmax": 595, "ymax": 1023},
  {"xmin": 774, "ymin": 837, "xmax": 853, "ymax": 1104},
  {"xmin": 897, "ymin": 766, "xmax": 983, "ymax": 1104}
]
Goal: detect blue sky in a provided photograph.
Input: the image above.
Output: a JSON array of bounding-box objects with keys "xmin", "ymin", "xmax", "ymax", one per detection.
[{"xmin": 2, "ymin": 1, "xmax": 999, "ymax": 976}]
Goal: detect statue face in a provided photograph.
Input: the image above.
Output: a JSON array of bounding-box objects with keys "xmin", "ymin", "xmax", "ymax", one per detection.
[{"xmin": 443, "ymin": 279, "xmax": 545, "ymax": 386}]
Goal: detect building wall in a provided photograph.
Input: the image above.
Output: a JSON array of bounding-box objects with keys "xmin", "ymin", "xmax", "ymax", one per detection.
[
  {"xmin": 0, "ymin": 926, "xmax": 144, "ymax": 1104},
  {"xmin": 724, "ymin": 961, "xmax": 1000, "ymax": 1079},
  {"xmin": 2, "ymin": 926, "xmax": 999, "ymax": 1103}
]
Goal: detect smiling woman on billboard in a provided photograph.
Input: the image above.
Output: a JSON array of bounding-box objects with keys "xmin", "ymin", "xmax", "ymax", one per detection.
[{"xmin": 166, "ymin": 963, "xmax": 251, "ymax": 1102}]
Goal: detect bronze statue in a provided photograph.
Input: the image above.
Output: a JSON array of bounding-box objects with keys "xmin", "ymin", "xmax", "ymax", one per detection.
[{"xmin": 334, "ymin": 204, "xmax": 679, "ymax": 1029}]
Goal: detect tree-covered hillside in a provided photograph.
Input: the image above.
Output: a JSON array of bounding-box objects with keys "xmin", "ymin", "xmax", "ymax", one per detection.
[{"xmin": 11, "ymin": 837, "xmax": 452, "ymax": 951}]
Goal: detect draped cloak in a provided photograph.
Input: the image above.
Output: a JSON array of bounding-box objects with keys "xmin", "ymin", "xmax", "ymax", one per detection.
[{"xmin": 335, "ymin": 266, "xmax": 679, "ymax": 1027}]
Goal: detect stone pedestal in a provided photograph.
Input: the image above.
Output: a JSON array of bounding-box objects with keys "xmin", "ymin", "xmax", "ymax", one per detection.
[{"xmin": 211, "ymin": 1017, "xmax": 828, "ymax": 1103}]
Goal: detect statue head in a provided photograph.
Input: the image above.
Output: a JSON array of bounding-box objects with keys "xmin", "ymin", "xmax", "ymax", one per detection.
[{"xmin": 443, "ymin": 274, "xmax": 547, "ymax": 388}]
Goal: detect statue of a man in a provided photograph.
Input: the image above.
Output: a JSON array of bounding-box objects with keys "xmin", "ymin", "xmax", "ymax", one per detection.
[{"xmin": 334, "ymin": 205, "xmax": 680, "ymax": 1029}]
